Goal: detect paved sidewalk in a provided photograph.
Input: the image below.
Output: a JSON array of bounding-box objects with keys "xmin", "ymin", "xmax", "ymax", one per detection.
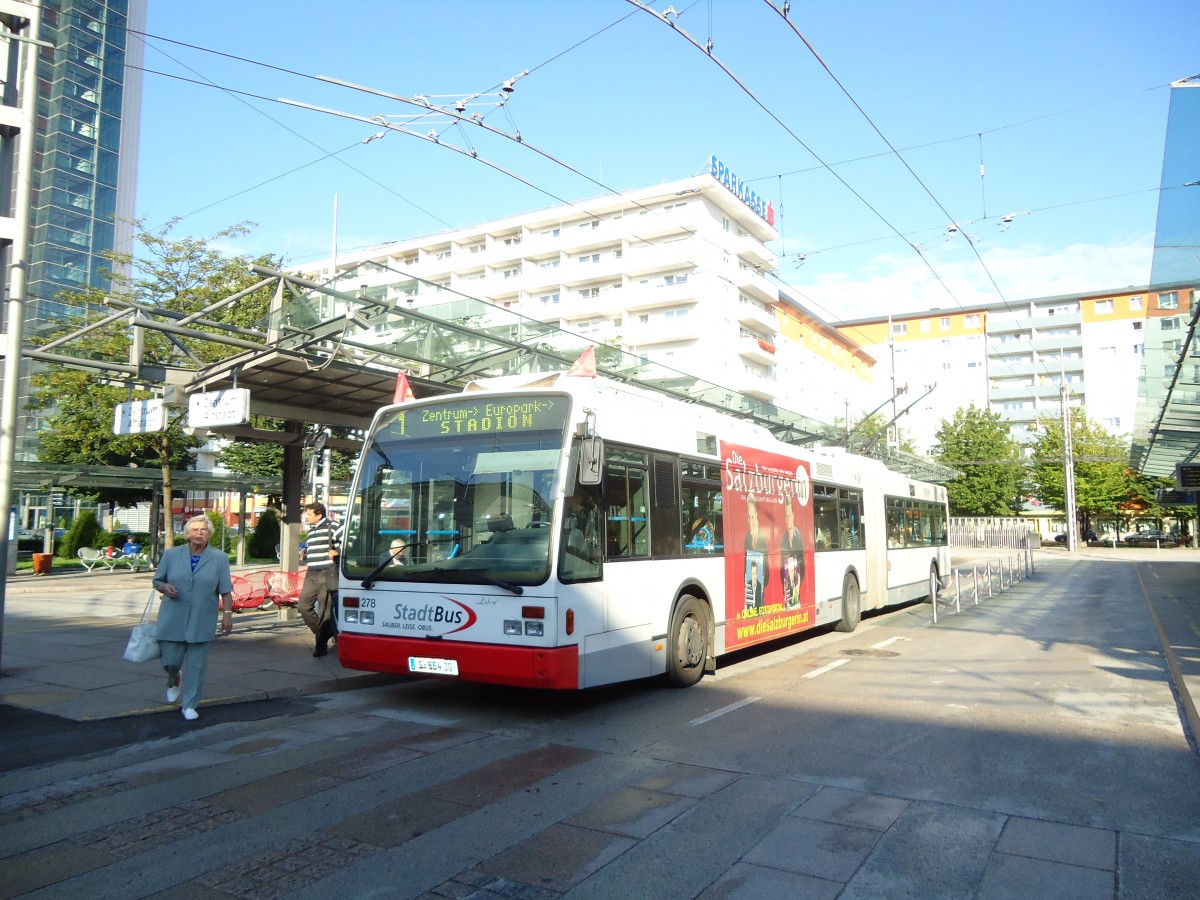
[{"xmin": 0, "ymin": 563, "xmax": 396, "ymax": 722}]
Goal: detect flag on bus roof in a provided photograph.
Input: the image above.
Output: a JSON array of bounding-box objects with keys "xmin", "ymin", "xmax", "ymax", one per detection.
[
  {"xmin": 567, "ymin": 345, "xmax": 597, "ymax": 378},
  {"xmin": 393, "ymin": 371, "xmax": 416, "ymax": 403}
]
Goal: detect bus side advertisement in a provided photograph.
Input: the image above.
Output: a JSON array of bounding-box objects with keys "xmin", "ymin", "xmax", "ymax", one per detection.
[{"xmin": 722, "ymin": 441, "xmax": 816, "ymax": 651}]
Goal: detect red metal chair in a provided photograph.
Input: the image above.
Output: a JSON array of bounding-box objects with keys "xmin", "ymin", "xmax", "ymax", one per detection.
[
  {"xmin": 266, "ymin": 570, "xmax": 305, "ymax": 608},
  {"xmin": 231, "ymin": 570, "xmax": 273, "ymax": 612}
]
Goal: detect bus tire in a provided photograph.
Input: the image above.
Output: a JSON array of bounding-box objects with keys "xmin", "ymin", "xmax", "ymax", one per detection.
[
  {"xmin": 835, "ymin": 573, "xmax": 861, "ymax": 633},
  {"xmin": 927, "ymin": 563, "xmax": 940, "ymax": 603},
  {"xmin": 667, "ymin": 594, "xmax": 708, "ymax": 688}
]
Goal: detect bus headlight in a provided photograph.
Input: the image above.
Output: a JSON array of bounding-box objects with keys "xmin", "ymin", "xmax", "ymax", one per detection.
[
  {"xmin": 344, "ymin": 610, "xmax": 359, "ymax": 624},
  {"xmin": 504, "ymin": 620, "xmax": 523, "ymax": 636},
  {"xmin": 524, "ymin": 621, "xmax": 544, "ymax": 637}
]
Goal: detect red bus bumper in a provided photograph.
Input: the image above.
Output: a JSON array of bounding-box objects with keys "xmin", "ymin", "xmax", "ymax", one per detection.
[{"xmin": 337, "ymin": 633, "xmax": 580, "ymax": 690}]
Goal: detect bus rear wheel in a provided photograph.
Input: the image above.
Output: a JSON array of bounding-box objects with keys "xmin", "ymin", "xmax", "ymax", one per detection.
[
  {"xmin": 928, "ymin": 563, "xmax": 940, "ymax": 602},
  {"xmin": 667, "ymin": 595, "xmax": 708, "ymax": 688},
  {"xmin": 835, "ymin": 574, "xmax": 861, "ymax": 633}
]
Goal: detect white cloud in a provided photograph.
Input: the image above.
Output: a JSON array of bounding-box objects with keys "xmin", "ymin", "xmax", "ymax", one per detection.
[{"xmin": 788, "ymin": 237, "xmax": 1154, "ymax": 322}]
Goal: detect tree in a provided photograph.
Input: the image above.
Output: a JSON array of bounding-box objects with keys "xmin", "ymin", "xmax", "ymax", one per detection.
[
  {"xmin": 1028, "ymin": 411, "xmax": 1130, "ymax": 528},
  {"xmin": 933, "ymin": 405, "xmax": 1025, "ymax": 516},
  {"xmin": 30, "ymin": 219, "xmax": 281, "ymax": 548},
  {"xmin": 836, "ymin": 410, "xmax": 918, "ymax": 455}
]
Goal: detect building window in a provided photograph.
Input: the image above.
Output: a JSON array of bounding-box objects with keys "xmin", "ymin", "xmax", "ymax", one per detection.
[
  {"xmin": 538, "ymin": 258, "xmax": 560, "ymax": 269},
  {"xmin": 892, "ymin": 322, "xmax": 907, "ymax": 335},
  {"xmin": 1095, "ymin": 299, "xmax": 1114, "ymax": 314},
  {"xmin": 1133, "ymin": 321, "xmax": 1143, "ymax": 331},
  {"xmin": 920, "ymin": 320, "xmax": 931, "ymax": 333},
  {"xmin": 940, "ymin": 317, "xmax": 950, "ymax": 329},
  {"xmin": 577, "ymin": 252, "xmax": 600, "ymax": 264},
  {"xmin": 540, "ymin": 293, "xmax": 560, "ymax": 305},
  {"xmin": 1162, "ymin": 317, "xmax": 1180, "ymax": 331},
  {"xmin": 579, "ymin": 287, "xmax": 600, "ymax": 299},
  {"xmin": 664, "ymin": 272, "xmax": 689, "ymax": 285},
  {"xmin": 1158, "ymin": 292, "xmax": 1179, "ymax": 310},
  {"xmin": 541, "ymin": 227, "xmax": 561, "ymax": 237},
  {"xmin": 964, "ymin": 315, "xmax": 981, "ymax": 328},
  {"xmin": 1129, "ymin": 296, "xmax": 1143, "ymax": 310},
  {"xmin": 502, "ymin": 266, "xmax": 522, "ymax": 279},
  {"xmin": 579, "ymin": 219, "xmax": 600, "ymax": 230}
]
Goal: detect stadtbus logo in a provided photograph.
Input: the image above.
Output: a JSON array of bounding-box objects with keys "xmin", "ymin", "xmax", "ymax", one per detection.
[{"xmin": 391, "ymin": 599, "xmax": 477, "ymax": 634}]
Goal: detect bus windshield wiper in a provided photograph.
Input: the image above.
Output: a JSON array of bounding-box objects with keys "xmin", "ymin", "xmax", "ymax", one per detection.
[{"xmin": 432, "ymin": 566, "xmax": 524, "ymax": 596}]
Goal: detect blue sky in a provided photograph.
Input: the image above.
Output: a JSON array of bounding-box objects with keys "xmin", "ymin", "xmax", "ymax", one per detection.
[{"xmin": 134, "ymin": 1, "xmax": 1198, "ymax": 322}]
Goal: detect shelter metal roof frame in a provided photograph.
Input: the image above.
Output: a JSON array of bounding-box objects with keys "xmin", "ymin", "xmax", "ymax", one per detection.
[{"xmin": 23, "ymin": 261, "xmax": 958, "ymax": 483}]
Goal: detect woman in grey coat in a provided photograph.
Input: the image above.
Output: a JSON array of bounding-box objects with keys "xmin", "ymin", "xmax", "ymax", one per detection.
[{"xmin": 153, "ymin": 515, "xmax": 234, "ymax": 721}]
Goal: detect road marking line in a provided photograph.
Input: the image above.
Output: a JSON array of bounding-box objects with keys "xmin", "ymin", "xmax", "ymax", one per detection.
[
  {"xmin": 803, "ymin": 658, "xmax": 852, "ymax": 679},
  {"xmin": 873, "ymin": 636, "xmax": 907, "ymax": 649},
  {"xmin": 689, "ymin": 696, "xmax": 762, "ymax": 726}
]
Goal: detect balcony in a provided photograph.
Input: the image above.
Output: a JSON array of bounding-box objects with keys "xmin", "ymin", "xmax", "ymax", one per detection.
[
  {"xmin": 625, "ymin": 320, "xmax": 700, "ymax": 346},
  {"xmin": 1031, "ymin": 334, "xmax": 1083, "ymax": 354},
  {"xmin": 623, "ymin": 240, "xmax": 700, "ymax": 277},
  {"xmin": 624, "ymin": 279, "xmax": 698, "ymax": 312},
  {"xmin": 734, "ymin": 234, "xmax": 777, "ymax": 269},
  {"xmin": 736, "ymin": 299, "xmax": 778, "ymax": 333},
  {"xmin": 737, "ymin": 334, "xmax": 778, "ymax": 365},
  {"xmin": 732, "ymin": 369, "xmax": 779, "ymax": 402},
  {"xmin": 732, "ymin": 265, "xmax": 776, "ymax": 303}
]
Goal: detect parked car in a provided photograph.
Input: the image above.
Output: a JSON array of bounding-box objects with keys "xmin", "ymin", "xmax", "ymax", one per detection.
[
  {"xmin": 1054, "ymin": 529, "xmax": 1098, "ymax": 543},
  {"xmin": 1124, "ymin": 531, "xmax": 1178, "ymax": 547}
]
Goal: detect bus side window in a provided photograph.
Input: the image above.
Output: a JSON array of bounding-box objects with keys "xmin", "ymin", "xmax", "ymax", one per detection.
[
  {"xmin": 814, "ymin": 489, "xmax": 839, "ymax": 550},
  {"xmin": 682, "ymin": 480, "xmax": 722, "ymax": 556},
  {"xmin": 841, "ymin": 491, "xmax": 863, "ymax": 550},
  {"xmin": 559, "ymin": 487, "xmax": 602, "ymax": 583},
  {"xmin": 604, "ymin": 457, "xmax": 650, "ymax": 559}
]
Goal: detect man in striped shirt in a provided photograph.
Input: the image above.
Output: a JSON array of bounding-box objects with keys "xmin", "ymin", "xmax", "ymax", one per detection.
[{"xmin": 300, "ymin": 501, "xmax": 342, "ymax": 657}]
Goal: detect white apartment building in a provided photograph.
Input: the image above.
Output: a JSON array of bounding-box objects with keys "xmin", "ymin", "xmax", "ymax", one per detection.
[
  {"xmin": 296, "ymin": 168, "xmax": 874, "ymax": 425},
  {"xmin": 836, "ymin": 284, "xmax": 1196, "ymax": 455}
]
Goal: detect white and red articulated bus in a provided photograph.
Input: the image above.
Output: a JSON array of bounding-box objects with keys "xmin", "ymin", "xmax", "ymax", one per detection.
[{"xmin": 336, "ymin": 372, "xmax": 949, "ymax": 689}]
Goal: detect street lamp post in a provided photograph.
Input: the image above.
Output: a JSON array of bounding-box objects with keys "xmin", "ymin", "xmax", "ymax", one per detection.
[{"xmin": 1061, "ymin": 382, "xmax": 1079, "ymax": 552}]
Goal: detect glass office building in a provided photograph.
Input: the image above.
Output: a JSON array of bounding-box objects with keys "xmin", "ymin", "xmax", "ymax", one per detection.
[{"xmin": 11, "ymin": 0, "xmax": 145, "ymax": 459}]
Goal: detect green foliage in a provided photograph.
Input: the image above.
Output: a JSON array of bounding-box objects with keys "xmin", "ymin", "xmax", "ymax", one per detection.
[
  {"xmin": 206, "ymin": 511, "xmax": 232, "ymax": 551},
  {"xmin": 933, "ymin": 405, "xmax": 1025, "ymax": 516},
  {"xmin": 248, "ymin": 508, "xmax": 281, "ymax": 559},
  {"xmin": 59, "ymin": 510, "xmax": 103, "ymax": 558},
  {"xmin": 1029, "ymin": 412, "xmax": 1131, "ymax": 519},
  {"xmin": 29, "ymin": 220, "xmax": 282, "ymax": 526},
  {"xmin": 835, "ymin": 410, "xmax": 918, "ymax": 455}
]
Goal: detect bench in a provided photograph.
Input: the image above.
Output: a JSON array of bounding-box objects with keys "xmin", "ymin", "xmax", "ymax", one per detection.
[
  {"xmin": 117, "ymin": 551, "xmax": 149, "ymax": 573},
  {"xmin": 77, "ymin": 547, "xmax": 119, "ymax": 572}
]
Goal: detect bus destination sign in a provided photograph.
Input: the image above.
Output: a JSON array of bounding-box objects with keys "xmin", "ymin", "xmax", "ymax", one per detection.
[{"xmin": 392, "ymin": 396, "xmax": 565, "ymax": 439}]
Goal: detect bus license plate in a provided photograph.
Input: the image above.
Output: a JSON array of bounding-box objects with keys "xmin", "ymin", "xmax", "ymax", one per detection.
[{"xmin": 408, "ymin": 656, "xmax": 459, "ymax": 676}]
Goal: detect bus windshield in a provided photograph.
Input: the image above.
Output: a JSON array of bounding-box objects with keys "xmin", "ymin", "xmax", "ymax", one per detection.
[{"xmin": 342, "ymin": 395, "xmax": 570, "ymax": 588}]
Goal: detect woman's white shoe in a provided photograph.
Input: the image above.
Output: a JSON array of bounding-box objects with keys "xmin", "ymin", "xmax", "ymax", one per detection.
[
  {"xmin": 182, "ymin": 708, "xmax": 198, "ymax": 721},
  {"xmin": 166, "ymin": 684, "xmax": 182, "ymax": 703}
]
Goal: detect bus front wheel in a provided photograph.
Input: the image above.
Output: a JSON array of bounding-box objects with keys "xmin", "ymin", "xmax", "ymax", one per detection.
[
  {"xmin": 928, "ymin": 563, "xmax": 940, "ymax": 603},
  {"xmin": 835, "ymin": 574, "xmax": 861, "ymax": 633},
  {"xmin": 667, "ymin": 595, "xmax": 708, "ymax": 688}
]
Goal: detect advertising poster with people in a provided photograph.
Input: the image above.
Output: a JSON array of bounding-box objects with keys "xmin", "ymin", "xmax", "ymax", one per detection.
[{"xmin": 720, "ymin": 440, "xmax": 815, "ymax": 651}]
